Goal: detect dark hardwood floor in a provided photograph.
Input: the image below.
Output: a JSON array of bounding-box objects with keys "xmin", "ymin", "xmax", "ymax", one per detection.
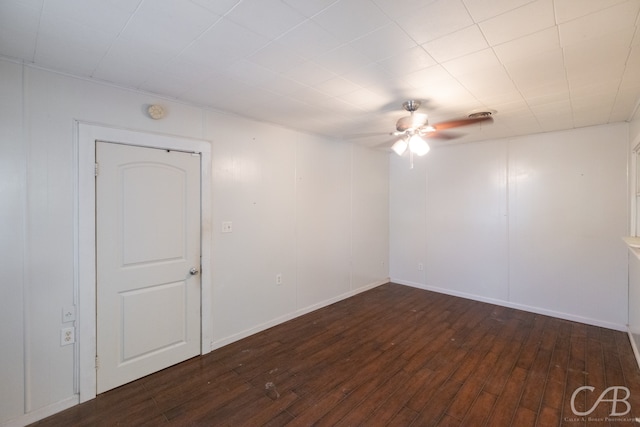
[{"xmin": 32, "ymin": 283, "xmax": 640, "ymax": 426}]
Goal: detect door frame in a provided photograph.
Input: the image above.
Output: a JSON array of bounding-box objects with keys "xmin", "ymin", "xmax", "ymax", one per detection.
[{"xmin": 76, "ymin": 122, "xmax": 212, "ymax": 403}]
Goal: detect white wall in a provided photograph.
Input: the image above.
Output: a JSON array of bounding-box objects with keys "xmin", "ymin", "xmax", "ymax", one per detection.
[
  {"xmin": 390, "ymin": 124, "xmax": 629, "ymax": 330},
  {"xmin": 0, "ymin": 60, "xmax": 389, "ymax": 426}
]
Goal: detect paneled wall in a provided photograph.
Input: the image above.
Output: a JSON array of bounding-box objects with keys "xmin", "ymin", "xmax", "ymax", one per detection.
[
  {"xmin": 629, "ymin": 112, "xmax": 640, "ymax": 362},
  {"xmin": 0, "ymin": 58, "xmax": 26, "ymax": 424},
  {"xmin": 0, "ymin": 60, "xmax": 389, "ymax": 426},
  {"xmin": 390, "ymin": 124, "xmax": 629, "ymax": 330}
]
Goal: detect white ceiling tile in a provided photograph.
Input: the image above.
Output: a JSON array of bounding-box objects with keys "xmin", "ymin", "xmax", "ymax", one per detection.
[
  {"xmin": 348, "ymin": 23, "xmax": 418, "ymax": 63},
  {"xmin": 225, "ymin": 0, "xmax": 307, "ymax": 39},
  {"xmin": 422, "ymin": 25, "xmax": 488, "ymax": 63},
  {"xmin": 0, "ymin": 0, "xmax": 42, "ymax": 60},
  {"xmin": 225, "ymin": 60, "xmax": 279, "ymax": 87},
  {"xmin": 315, "ymin": 76, "xmax": 363, "ymax": 97},
  {"xmin": 248, "ymin": 42, "xmax": 308, "ymax": 74},
  {"xmin": 455, "ymin": 66, "xmax": 519, "ymax": 98},
  {"xmin": 394, "ymin": 0, "xmax": 473, "ymax": 44},
  {"xmin": 558, "ymin": 0, "xmax": 639, "ymax": 46},
  {"xmin": 42, "ymin": 0, "xmax": 140, "ymax": 36},
  {"xmin": 336, "ymin": 87, "xmax": 391, "ymax": 109},
  {"xmin": 524, "ymin": 89, "xmax": 571, "ymax": 107},
  {"xmin": 281, "ymin": 0, "xmax": 338, "ymax": 18},
  {"xmin": 183, "ymin": 18, "xmax": 269, "ymax": 64},
  {"xmin": 462, "ymin": 0, "xmax": 534, "ymax": 22},
  {"xmin": 563, "ymin": 29, "xmax": 633, "ymax": 87},
  {"xmin": 403, "ymin": 65, "xmax": 457, "ymax": 89},
  {"xmin": 312, "ymin": 0, "xmax": 389, "ymax": 43},
  {"xmin": 493, "ymin": 27, "xmax": 560, "ymax": 64},
  {"xmin": 534, "ymin": 117, "xmax": 572, "ymax": 132},
  {"xmin": 474, "ymin": 91, "xmax": 525, "ymax": 108},
  {"xmin": 554, "ymin": 0, "xmax": 630, "ymax": 24},
  {"xmin": 441, "ymin": 48, "xmax": 501, "ymax": 76},
  {"xmin": 377, "ymin": 46, "xmax": 436, "ymax": 76},
  {"xmin": 372, "ymin": 0, "xmax": 438, "ymax": 21},
  {"xmin": 283, "ymin": 61, "xmax": 337, "ymax": 86},
  {"xmin": 35, "ymin": 16, "xmax": 114, "ymax": 75},
  {"xmin": 633, "ymin": 26, "xmax": 640, "ymax": 46},
  {"xmin": 573, "ymin": 110, "xmax": 612, "ymax": 128},
  {"xmin": 117, "ymin": 1, "xmax": 220, "ymax": 55},
  {"xmin": 570, "ymin": 80, "xmax": 622, "ymax": 101},
  {"xmin": 519, "ymin": 80, "xmax": 570, "ymax": 101},
  {"xmin": 159, "ymin": 56, "xmax": 217, "ymax": 82},
  {"xmin": 479, "ymin": 0, "xmax": 555, "ymax": 46},
  {"xmin": 316, "ymin": 44, "xmax": 374, "ymax": 75},
  {"xmin": 181, "ymin": 72, "xmax": 257, "ymax": 108},
  {"xmin": 92, "ymin": 41, "xmax": 170, "ymax": 86},
  {"xmin": 276, "ymin": 20, "xmax": 342, "ymax": 59},
  {"xmin": 189, "ymin": 0, "xmax": 241, "ymax": 16},
  {"xmin": 503, "ymin": 49, "xmax": 566, "ymax": 91},
  {"xmin": 264, "ymin": 75, "xmax": 324, "ymax": 100},
  {"xmin": 139, "ymin": 72, "xmax": 197, "ymax": 99},
  {"xmin": 34, "ymin": 44, "xmax": 104, "ymax": 77},
  {"xmin": 339, "ymin": 63, "xmax": 403, "ymax": 91},
  {"xmin": 529, "ymin": 99, "xmax": 572, "ymax": 115},
  {"xmin": 417, "ymin": 83, "xmax": 480, "ymax": 113},
  {"xmin": 620, "ymin": 46, "xmax": 640, "ymax": 89},
  {"xmin": 610, "ymin": 88, "xmax": 640, "ymax": 121},
  {"xmin": 489, "ymin": 99, "xmax": 531, "ymax": 115}
]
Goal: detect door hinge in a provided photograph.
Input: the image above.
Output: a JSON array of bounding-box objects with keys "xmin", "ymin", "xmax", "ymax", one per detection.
[
  {"xmin": 95, "ymin": 355, "xmax": 99, "ymax": 370},
  {"xmin": 94, "ymin": 162, "xmax": 99, "ymax": 176}
]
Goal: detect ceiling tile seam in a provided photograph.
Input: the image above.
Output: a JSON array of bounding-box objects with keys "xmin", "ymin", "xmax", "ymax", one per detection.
[
  {"xmin": 354, "ymin": 0, "xmax": 441, "ymax": 78},
  {"xmin": 88, "ymin": 0, "xmax": 145, "ymax": 79},
  {"xmin": 555, "ymin": 0, "xmax": 639, "ymax": 27},
  {"xmin": 131, "ymin": 1, "xmax": 240, "ymax": 92},
  {"xmin": 560, "ymin": 42, "xmax": 579, "ymax": 129},
  {"xmin": 234, "ymin": 3, "xmax": 403, "ymax": 93},
  {"xmin": 472, "ymin": 6, "xmax": 572, "ymax": 131},
  {"xmin": 134, "ymin": 0, "xmax": 282, "ymax": 93},
  {"xmin": 29, "ymin": 0, "xmax": 47, "ymax": 64},
  {"xmin": 244, "ymin": 0, "xmax": 351, "ymax": 69},
  {"xmin": 612, "ymin": 23, "xmax": 640, "ymax": 123}
]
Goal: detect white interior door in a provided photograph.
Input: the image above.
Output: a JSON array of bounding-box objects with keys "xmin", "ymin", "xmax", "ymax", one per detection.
[{"xmin": 96, "ymin": 141, "xmax": 201, "ymax": 394}]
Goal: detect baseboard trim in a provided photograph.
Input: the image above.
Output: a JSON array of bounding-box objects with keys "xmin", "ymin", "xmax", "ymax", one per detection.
[
  {"xmin": 210, "ymin": 278, "xmax": 389, "ymax": 351},
  {"xmin": 392, "ymin": 279, "xmax": 627, "ymax": 332},
  {"xmin": 2, "ymin": 395, "xmax": 79, "ymax": 427}
]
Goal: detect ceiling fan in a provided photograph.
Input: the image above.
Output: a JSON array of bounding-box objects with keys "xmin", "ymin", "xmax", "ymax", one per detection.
[{"xmin": 387, "ymin": 100, "xmax": 494, "ymax": 167}]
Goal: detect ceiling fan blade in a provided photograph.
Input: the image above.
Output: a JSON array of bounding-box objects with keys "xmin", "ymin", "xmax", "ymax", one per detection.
[
  {"xmin": 433, "ymin": 116, "xmax": 493, "ymax": 131},
  {"xmin": 425, "ymin": 131, "xmax": 459, "ymax": 140}
]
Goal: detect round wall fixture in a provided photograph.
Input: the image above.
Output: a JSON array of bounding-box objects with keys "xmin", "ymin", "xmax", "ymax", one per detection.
[{"xmin": 147, "ymin": 104, "xmax": 165, "ymax": 120}]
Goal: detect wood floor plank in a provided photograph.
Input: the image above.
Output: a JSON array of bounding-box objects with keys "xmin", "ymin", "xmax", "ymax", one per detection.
[
  {"xmin": 30, "ymin": 283, "xmax": 640, "ymax": 427},
  {"xmin": 485, "ymin": 366, "xmax": 527, "ymax": 426}
]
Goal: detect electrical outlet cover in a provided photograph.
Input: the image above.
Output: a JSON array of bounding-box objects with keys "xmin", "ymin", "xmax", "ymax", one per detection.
[{"xmin": 61, "ymin": 327, "xmax": 75, "ymax": 346}]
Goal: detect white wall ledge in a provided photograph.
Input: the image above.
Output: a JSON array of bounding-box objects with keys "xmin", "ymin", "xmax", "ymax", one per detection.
[{"xmin": 623, "ymin": 236, "xmax": 640, "ymax": 260}]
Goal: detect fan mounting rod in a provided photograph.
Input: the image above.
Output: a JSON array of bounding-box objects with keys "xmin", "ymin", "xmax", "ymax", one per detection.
[{"xmin": 402, "ymin": 100, "xmax": 421, "ymax": 112}]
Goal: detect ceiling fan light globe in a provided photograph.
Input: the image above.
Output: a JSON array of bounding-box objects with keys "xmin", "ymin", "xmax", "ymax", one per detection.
[
  {"xmin": 409, "ymin": 135, "xmax": 430, "ymax": 156},
  {"xmin": 391, "ymin": 139, "xmax": 408, "ymax": 155}
]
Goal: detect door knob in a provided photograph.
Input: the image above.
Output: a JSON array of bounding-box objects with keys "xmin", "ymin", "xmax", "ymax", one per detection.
[{"xmin": 189, "ymin": 267, "xmax": 199, "ymax": 275}]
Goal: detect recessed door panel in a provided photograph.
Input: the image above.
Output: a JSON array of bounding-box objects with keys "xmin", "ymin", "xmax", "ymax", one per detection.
[{"xmin": 121, "ymin": 164, "xmax": 186, "ymax": 266}]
